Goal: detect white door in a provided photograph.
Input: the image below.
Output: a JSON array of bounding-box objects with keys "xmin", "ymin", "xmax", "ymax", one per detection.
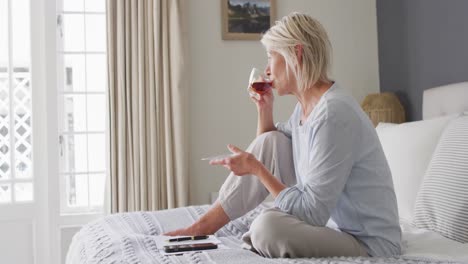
[
  {"xmin": 0, "ymin": 0, "xmax": 109, "ymax": 262},
  {"xmin": 0, "ymin": 0, "xmax": 50, "ymax": 263}
]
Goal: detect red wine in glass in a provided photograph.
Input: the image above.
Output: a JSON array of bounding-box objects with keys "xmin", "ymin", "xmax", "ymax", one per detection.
[
  {"xmin": 251, "ymin": 81, "xmax": 272, "ymax": 95},
  {"xmin": 248, "ymin": 68, "xmax": 272, "ymax": 99}
]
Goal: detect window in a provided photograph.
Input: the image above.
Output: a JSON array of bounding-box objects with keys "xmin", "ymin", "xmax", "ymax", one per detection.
[
  {"xmin": 0, "ymin": 0, "xmax": 33, "ymax": 204},
  {"xmin": 57, "ymin": 0, "xmax": 108, "ymax": 213}
]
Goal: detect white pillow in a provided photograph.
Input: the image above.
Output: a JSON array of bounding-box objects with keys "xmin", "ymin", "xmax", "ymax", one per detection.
[
  {"xmin": 413, "ymin": 116, "xmax": 468, "ymax": 243},
  {"xmin": 376, "ymin": 115, "xmax": 456, "ymax": 222}
]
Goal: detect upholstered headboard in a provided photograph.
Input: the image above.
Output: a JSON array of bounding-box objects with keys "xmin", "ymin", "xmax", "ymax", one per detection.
[{"xmin": 423, "ymin": 82, "xmax": 468, "ymax": 120}]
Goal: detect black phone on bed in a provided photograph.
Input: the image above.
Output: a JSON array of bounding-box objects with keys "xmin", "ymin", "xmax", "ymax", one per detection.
[{"xmin": 163, "ymin": 242, "xmax": 218, "ymax": 253}]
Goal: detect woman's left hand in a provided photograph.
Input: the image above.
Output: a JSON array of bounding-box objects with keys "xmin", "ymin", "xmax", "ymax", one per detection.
[{"xmin": 209, "ymin": 144, "xmax": 261, "ymax": 176}]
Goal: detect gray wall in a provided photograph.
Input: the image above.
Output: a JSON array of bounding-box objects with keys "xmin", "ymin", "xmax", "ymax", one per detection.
[{"xmin": 377, "ymin": 0, "xmax": 468, "ymax": 121}]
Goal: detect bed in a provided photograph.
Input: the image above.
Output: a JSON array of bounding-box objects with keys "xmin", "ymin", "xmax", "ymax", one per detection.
[{"xmin": 67, "ymin": 83, "xmax": 468, "ymax": 264}]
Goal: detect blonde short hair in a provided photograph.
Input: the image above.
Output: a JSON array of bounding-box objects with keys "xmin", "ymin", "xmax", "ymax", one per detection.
[{"xmin": 261, "ymin": 12, "xmax": 332, "ymax": 91}]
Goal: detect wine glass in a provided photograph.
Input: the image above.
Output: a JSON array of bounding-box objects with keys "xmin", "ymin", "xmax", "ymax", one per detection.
[{"xmin": 248, "ymin": 68, "xmax": 272, "ymax": 100}]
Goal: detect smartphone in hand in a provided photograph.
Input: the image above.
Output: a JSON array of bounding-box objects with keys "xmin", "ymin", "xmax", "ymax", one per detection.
[{"xmin": 163, "ymin": 243, "xmax": 218, "ymax": 253}]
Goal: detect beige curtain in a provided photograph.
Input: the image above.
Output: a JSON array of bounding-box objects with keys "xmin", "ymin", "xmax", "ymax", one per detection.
[{"xmin": 107, "ymin": 0, "xmax": 189, "ymax": 212}]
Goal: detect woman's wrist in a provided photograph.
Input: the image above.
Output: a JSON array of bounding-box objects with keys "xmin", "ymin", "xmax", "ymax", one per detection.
[
  {"xmin": 257, "ymin": 105, "xmax": 273, "ymax": 116},
  {"xmin": 253, "ymin": 163, "xmax": 286, "ymax": 197},
  {"xmin": 248, "ymin": 156, "xmax": 261, "ymax": 176},
  {"xmin": 257, "ymin": 109, "xmax": 275, "ymax": 134},
  {"xmin": 251, "ymin": 159, "xmax": 267, "ymax": 178}
]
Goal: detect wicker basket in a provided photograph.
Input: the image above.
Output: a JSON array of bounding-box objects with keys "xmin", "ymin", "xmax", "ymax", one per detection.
[{"xmin": 361, "ymin": 92, "xmax": 405, "ymax": 127}]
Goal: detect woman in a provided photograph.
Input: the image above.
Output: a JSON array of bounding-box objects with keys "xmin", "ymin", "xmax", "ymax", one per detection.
[{"xmin": 166, "ymin": 12, "xmax": 401, "ymax": 258}]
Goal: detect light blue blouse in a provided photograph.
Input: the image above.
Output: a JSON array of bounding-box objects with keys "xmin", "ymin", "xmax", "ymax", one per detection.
[{"xmin": 275, "ymin": 83, "xmax": 401, "ymax": 257}]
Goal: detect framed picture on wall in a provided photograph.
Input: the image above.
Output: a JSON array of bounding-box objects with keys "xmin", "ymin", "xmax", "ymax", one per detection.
[{"xmin": 222, "ymin": 0, "xmax": 276, "ymax": 40}]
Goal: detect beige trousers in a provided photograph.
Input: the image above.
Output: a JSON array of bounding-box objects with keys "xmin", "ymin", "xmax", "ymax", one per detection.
[
  {"xmin": 242, "ymin": 208, "xmax": 368, "ymax": 258},
  {"xmin": 218, "ymin": 131, "xmax": 368, "ymax": 258}
]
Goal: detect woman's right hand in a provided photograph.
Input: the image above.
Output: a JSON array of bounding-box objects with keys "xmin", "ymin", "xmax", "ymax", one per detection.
[
  {"xmin": 250, "ymin": 88, "xmax": 274, "ymax": 112},
  {"xmin": 251, "ymin": 86, "xmax": 275, "ymax": 136}
]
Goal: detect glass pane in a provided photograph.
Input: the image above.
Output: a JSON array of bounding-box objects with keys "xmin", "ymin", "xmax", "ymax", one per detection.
[
  {"xmin": 73, "ymin": 173, "xmax": 88, "ymax": 207},
  {"xmin": 63, "ymin": 14, "xmax": 85, "ymax": 52},
  {"xmin": 0, "ymin": 0, "xmax": 8, "ymax": 68},
  {"xmin": 87, "ymin": 95, "xmax": 106, "ymax": 131},
  {"xmin": 0, "ymin": 70, "xmax": 10, "ymax": 181},
  {"xmin": 15, "ymin": 153, "xmax": 31, "ymax": 179},
  {"xmin": 85, "ymin": 14, "xmax": 106, "ymax": 52},
  {"xmin": 0, "ymin": 183, "xmax": 11, "ymax": 203},
  {"xmin": 14, "ymin": 182, "xmax": 33, "ymax": 201},
  {"xmin": 13, "ymin": 71, "xmax": 32, "ymax": 179},
  {"xmin": 64, "ymin": 54, "xmax": 85, "ymax": 92},
  {"xmin": 85, "ymin": 0, "xmax": 105, "ymax": 12},
  {"xmin": 86, "ymin": 54, "xmax": 106, "ymax": 92},
  {"xmin": 63, "ymin": 95, "xmax": 87, "ymax": 132},
  {"xmin": 87, "ymin": 134, "xmax": 105, "ymax": 171},
  {"xmin": 0, "ymin": 0, "xmax": 8, "ymax": 180},
  {"xmin": 62, "ymin": 134, "xmax": 87, "ymax": 173},
  {"xmin": 63, "ymin": 0, "xmax": 84, "ymax": 12},
  {"xmin": 12, "ymin": 0, "xmax": 30, "ymax": 68},
  {"xmin": 89, "ymin": 173, "xmax": 105, "ymax": 206},
  {"xmin": 0, "ymin": 140, "xmax": 10, "ymax": 180}
]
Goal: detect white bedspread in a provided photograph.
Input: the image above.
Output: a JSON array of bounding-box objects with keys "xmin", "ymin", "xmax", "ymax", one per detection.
[
  {"xmin": 67, "ymin": 204, "xmax": 467, "ymax": 264},
  {"xmin": 401, "ymin": 219, "xmax": 468, "ymax": 262}
]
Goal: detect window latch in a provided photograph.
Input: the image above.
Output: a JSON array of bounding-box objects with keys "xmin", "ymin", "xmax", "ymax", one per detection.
[
  {"xmin": 57, "ymin": 14, "xmax": 63, "ymax": 38},
  {"xmin": 59, "ymin": 134, "xmax": 64, "ymax": 156}
]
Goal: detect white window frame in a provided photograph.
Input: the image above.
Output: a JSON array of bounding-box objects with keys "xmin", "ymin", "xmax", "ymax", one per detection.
[
  {"xmin": 0, "ymin": 0, "xmax": 34, "ymax": 205},
  {"xmin": 55, "ymin": 1, "xmax": 109, "ymax": 215}
]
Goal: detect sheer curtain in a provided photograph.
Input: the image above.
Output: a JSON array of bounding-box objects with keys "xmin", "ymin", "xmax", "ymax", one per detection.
[{"xmin": 106, "ymin": 0, "xmax": 189, "ymax": 212}]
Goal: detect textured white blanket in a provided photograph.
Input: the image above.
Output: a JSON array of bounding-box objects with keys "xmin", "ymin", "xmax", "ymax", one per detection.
[{"xmin": 67, "ymin": 204, "xmax": 463, "ymax": 264}]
